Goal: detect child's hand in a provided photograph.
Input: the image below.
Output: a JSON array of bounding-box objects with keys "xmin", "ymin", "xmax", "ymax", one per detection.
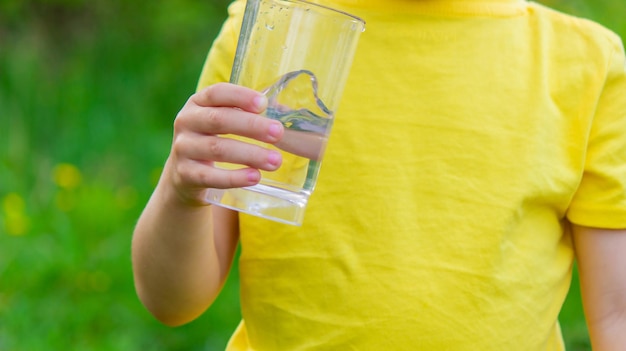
[{"xmin": 164, "ymin": 83, "xmax": 284, "ymax": 206}]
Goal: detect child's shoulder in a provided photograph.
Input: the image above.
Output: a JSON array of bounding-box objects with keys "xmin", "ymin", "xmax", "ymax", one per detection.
[{"xmin": 527, "ymin": 2, "xmax": 623, "ymax": 53}]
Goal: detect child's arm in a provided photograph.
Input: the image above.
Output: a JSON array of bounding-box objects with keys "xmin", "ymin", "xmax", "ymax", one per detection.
[
  {"xmin": 132, "ymin": 83, "xmax": 284, "ymax": 326},
  {"xmin": 572, "ymin": 225, "xmax": 626, "ymax": 350}
]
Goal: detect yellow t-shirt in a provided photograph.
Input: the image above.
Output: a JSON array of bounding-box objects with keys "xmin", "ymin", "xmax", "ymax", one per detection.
[{"xmin": 198, "ymin": 0, "xmax": 626, "ymax": 349}]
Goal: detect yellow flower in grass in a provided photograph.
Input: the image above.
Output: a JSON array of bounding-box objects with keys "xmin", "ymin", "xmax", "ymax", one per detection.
[
  {"xmin": 2, "ymin": 193, "xmax": 30, "ymax": 236},
  {"xmin": 52, "ymin": 163, "xmax": 82, "ymax": 212},
  {"xmin": 53, "ymin": 163, "xmax": 82, "ymax": 189}
]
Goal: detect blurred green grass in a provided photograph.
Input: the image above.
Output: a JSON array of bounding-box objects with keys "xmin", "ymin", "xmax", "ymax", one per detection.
[{"xmin": 0, "ymin": 0, "xmax": 623, "ymax": 350}]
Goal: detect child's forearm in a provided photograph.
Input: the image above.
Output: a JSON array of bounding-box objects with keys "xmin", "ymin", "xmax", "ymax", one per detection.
[
  {"xmin": 131, "ymin": 83, "xmax": 276, "ymax": 326},
  {"xmin": 131, "ymin": 171, "xmax": 238, "ymax": 326},
  {"xmin": 586, "ymin": 294, "xmax": 626, "ymax": 351},
  {"xmin": 572, "ymin": 225, "xmax": 626, "ymax": 351},
  {"xmin": 588, "ymin": 319, "xmax": 626, "ymax": 351}
]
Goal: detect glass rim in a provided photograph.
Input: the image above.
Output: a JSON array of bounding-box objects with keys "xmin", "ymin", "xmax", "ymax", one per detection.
[{"xmin": 275, "ymin": 0, "xmax": 366, "ymax": 26}]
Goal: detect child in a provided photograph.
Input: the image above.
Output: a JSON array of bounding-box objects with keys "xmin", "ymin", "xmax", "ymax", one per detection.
[{"xmin": 132, "ymin": 0, "xmax": 626, "ymax": 349}]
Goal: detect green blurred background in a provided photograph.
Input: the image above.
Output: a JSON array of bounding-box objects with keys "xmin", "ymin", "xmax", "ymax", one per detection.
[{"xmin": 0, "ymin": 0, "xmax": 624, "ymax": 350}]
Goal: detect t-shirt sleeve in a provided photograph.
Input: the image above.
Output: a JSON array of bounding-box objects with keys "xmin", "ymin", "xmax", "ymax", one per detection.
[
  {"xmin": 567, "ymin": 35, "xmax": 626, "ymax": 229},
  {"xmin": 196, "ymin": 0, "xmax": 246, "ymax": 92}
]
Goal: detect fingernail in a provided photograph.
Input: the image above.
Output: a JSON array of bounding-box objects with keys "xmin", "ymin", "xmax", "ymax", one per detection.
[
  {"xmin": 268, "ymin": 151, "xmax": 282, "ymax": 167},
  {"xmin": 247, "ymin": 169, "xmax": 260, "ymax": 183},
  {"xmin": 252, "ymin": 95, "xmax": 267, "ymax": 111},
  {"xmin": 268, "ymin": 122, "xmax": 282, "ymax": 139}
]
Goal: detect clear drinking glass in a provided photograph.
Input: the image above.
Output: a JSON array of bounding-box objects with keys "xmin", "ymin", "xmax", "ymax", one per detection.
[{"xmin": 205, "ymin": 0, "xmax": 365, "ymax": 225}]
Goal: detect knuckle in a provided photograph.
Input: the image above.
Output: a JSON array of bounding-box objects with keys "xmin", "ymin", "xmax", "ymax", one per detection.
[
  {"xmin": 203, "ymin": 83, "xmax": 222, "ymax": 97},
  {"xmin": 247, "ymin": 114, "xmax": 263, "ymax": 131},
  {"xmin": 200, "ymin": 171, "xmax": 218, "ymax": 189},
  {"xmin": 198, "ymin": 84, "xmax": 217, "ymax": 101},
  {"xmin": 204, "ymin": 108, "xmax": 224, "ymax": 131},
  {"xmin": 220, "ymin": 171, "xmax": 242, "ymax": 189},
  {"xmin": 206, "ymin": 137, "xmax": 225, "ymax": 159},
  {"xmin": 173, "ymin": 114, "xmax": 185, "ymax": 133},
  {"xmin": 173, "ymin": 162, "xmax": 193, "ymax": 186},
  {"xmin": 177, "ymin": 161, "xmax": 212, "ymax": 188},
  {"xmin": 173, "ymin": 105, "xmax": 196, "ymax": 132},
  {"xmin": 198, "ymin": 83, "xmax": 226, "ymax": 106},
  {"xmin": 170, "ymin": 133, "xmax": 188, "ymax": 157},
  {"xmin": 201, "ymin": 86, "xmax": 214, "ymax": 103}
]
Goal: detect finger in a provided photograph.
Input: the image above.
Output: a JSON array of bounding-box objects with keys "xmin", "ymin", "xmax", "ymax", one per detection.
[
  {"xmin": 192, "ymin": 83, "xmax": 267, "ymax": 113},
  {"xmin": 176, "ymin": 158, "xmax": 262, "ymax": 189},
  {"xmin": 180, "ymin": 106, "xmax": 284, "ymax": 144},
  {"xmin": 275, "ymin": 129, "xmax": 327, "ymax": 161},
  {"xmin": 175, "ymin": 134, "xmax": 282, "ymax": 171}
]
